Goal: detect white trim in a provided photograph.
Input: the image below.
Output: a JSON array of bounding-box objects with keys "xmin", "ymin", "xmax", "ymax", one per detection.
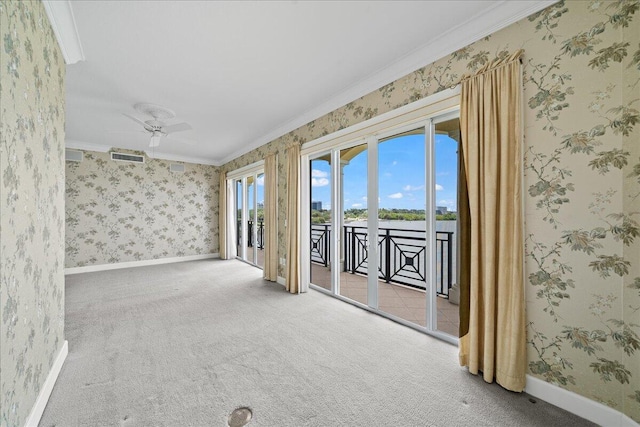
[
  {"xmin": 65, "ymin": 139, "xmax": 111, "ymax": 153},
  {"xmin": 145, "ymin": 150, "xmax": 218, "ymax": 166},
  {"xmin": 42, "ymin": 1, "xmax": 85, "ymax": 64},
  {"xmin": 277, "ymin": 276, "xmax": 286, "ymax": 287},
  {"xmin": 24, "ymin": 341, "xmax": 68, "ymax": 427},
  {"xmin": 226, "ymin": 159, "xmax": 265, "ymax": 180},
  {"xmin": 525, "ymin": 375, "xmax": 638, "ymax": 427},
  {"xmin": 218, "ymin": 1, "xmax": 555, "ymax": 165},
  {"xmin": 65, "ymin": 253, "xmax": 219, "ymax": 275},
  {"xmin": 301, "ymin": 88, "xmax": 460, "ymax": 156},
  {"xmin": 365, "ymin": 136, "xmax": 378, "ymax": 308},
  {"xmin": 299, "ymin": 154, "xmax": 311, "ymax": 293}
]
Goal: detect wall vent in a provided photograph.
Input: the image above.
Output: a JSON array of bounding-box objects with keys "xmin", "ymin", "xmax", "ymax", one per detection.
[
  {"xmin": 65, "ymin": 149, "xmax": 83, "ymax": 162},
  {"xmin": 170, "ymin": 163, "xmax": 185, "ymax": 173},
  {"xmin": 111, "ymin": 152, "xmax": 145, "ymax": 163}
]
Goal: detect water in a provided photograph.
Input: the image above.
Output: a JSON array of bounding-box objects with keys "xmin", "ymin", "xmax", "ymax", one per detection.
[{"xmin": 344, "ymin": 220, "xmax": 457, "ymax": 233}]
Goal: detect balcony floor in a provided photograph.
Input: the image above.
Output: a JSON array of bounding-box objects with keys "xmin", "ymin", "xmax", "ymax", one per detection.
[
  {"xmin": 310, "ymin": 263, "xmax": 459, "ymax": 336},
  {"xmin": 241, "ymin": 247, "xmax": 459, "ymax": 337}
]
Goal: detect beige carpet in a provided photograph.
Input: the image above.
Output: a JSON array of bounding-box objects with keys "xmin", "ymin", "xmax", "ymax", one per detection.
[{"xmin": 40, "ymin": 259, "xmax": 593, "ymax": 426}]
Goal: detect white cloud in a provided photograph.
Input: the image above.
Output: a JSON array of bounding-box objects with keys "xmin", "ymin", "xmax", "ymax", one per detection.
[
  {"xmin": 392, "ymin": 161, "xmax": 398, "ymax": 166},
  {"xmin": 256, "ymin": 176, "xmax": 264, "ymax": 186},
  {"xmin": 362, "ymin": 196, "xmax": 368, "ymax": 201},
  {"xmin": 435, "ymin": 184, "xmax": 443, "ymax": 191},
  {"xmin": 311, "ymin": 178, "xmax": 329, "ymax": 187},
  {"xmin": 388, "ymin": 193, "xmax": 403, "ymax": 199},
  {"xmin": 383, "ymin": 172, "xmax": 392, "ymax": 177},
  {"xmin": 351, "ymin": 203, "xmax": 363, "ymax": 208},
  {"xmin": 403, "ymin": 184, "xmax": 424, "ymax": 191},
  {"xmin": 312, "ymin": 169, "xmax": 328, "ymax": 178},
  {"xmin": 438, "ymin": 199, "xmax": 457, "ymax": 210}
]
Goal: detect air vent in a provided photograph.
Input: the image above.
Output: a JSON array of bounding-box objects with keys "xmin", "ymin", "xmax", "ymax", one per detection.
[
  {"xmin": 111, "ymin": 152, "xmax": 145, "ymax": 163},
  {"xmin": 170, "ymin": 163, "xmax": 185, "ymax": 173},
  {"xmin": 65, "ymin": 149, "xmax": 83, "ymax": 162}
]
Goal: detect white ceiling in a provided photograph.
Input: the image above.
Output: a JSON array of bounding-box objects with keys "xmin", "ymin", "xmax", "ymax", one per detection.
[{"xmin": 63, "ymin": 1, "xmax": 553, "ymax": 166}]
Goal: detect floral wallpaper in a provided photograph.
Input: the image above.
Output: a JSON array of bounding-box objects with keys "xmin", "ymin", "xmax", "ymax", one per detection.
[
  {"xmin": 222, "ymin": 0, "xmax": 640, "ymax": 421},
  {"xmin": 0, "ymin": 1, "xmax": 66, "ymax": 426},
  {"xmin": 65, "ymin": 150, "xmax": 219, "ymax": 268}
]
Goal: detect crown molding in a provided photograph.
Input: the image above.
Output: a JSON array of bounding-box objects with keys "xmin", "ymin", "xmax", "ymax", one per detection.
[
  {"xmin": 66, "ymin": 139, "xmax": 111, "ymax": 152},
  {"xmin": 218, "ymin": 0, "xmax": 557, "ymax": 166},
  {"xmin": 144, "ymin": 151, "xmax": 219, "ymax": 166},
  {"xmin": 42, "ymin": 1, "xmax": 85, "ymax": 64}
]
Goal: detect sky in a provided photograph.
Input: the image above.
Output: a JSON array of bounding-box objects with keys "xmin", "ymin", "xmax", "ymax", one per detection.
[{"xmin": 310, "ymin": 133, "xmax": 458, "ymax": 212}]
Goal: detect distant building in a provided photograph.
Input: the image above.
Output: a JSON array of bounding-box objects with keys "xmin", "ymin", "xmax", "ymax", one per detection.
[
  {"xmin": 311, "ymin": 201, "xmax": 323, "ymax": 211},
  {"xmin": 436, "ymin": 206, "xmax": 448, "ymax": 215}
]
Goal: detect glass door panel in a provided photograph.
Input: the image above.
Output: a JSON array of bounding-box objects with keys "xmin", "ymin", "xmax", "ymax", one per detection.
[
  {"xmin": 233, "ymin": 171, "xmax": 264, "ymax": 268},
  {"xmin": 377, "ymin": 129, "xmax": 427, "ymax": 326},
  {"xmin": 339, "ymin": 143, "xmax": 368, "ymax": 305},
  {"xmin": 247, "ymin": 176, "xmax": 256, "ymax": 265},
  {"xmin": 309, "ymin": 155, "xmax": 332, "ymax": 290},
  {"xmin": 235, "ymin": 179, "xmax": 243, "ymax": 259},
  {"xmin": 256, "ymin": 173, "xmax": 265, "ymax": 268},
  {"xmin": 434, "ymin": 118, "xmax": 460, "ymax": 336}
]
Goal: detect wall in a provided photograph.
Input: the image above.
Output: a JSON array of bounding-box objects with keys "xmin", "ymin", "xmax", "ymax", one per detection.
[
  {"xmin": 221, "ymin": 1, "xmax": 640, "ymax": 421},
  {"xmin": 65, "ymin": 150, "xmax": 219, "ymax": 268},
  {"xmin": 0, "ymin": 1, "xmax": 66, "ymax": 426}
]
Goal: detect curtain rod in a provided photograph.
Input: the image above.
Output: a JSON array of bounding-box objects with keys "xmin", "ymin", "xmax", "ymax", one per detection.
[{"xmin": 449, "ymin": 49, "xmax": 524, "ymax": 89}]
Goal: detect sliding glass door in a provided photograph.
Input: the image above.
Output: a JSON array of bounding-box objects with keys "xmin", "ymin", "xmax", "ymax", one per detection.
[
  {"xmin": 233, "ymin": 170, "xmax": 265, "ymax": 268},
  {"xmin": 304, "ymin": 112, "xmax": 460, "ymax": 340}
]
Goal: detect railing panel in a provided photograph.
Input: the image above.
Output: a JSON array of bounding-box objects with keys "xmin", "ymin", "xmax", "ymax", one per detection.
[
  {"xmin": 311, "ymin": 223, "xmax": 454, "ymax": 298},
  {"xmin": 310, "ymin": 224, "xmax": 330, "ymax": 267},
  {"xmin": 240, "ymin": 220, "xmax": 265, "ymax": 251}
]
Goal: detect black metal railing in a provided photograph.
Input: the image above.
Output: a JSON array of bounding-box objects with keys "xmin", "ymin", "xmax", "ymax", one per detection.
[
  {"xmin": 310, "ymin": 224, "xmax": 330, "ymax": 267},
  {"xmin": 313, "ymin": 224, "xmax": 454, "ymax": 298},
  {"xmin": 237, "ymin": 220, "xmax": 265, "ymax": 250}
]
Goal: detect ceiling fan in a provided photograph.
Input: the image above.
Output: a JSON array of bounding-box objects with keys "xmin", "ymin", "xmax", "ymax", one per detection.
[{"xmin": 122, "ymin": 103, "xmax": 192, "ymax": 147}]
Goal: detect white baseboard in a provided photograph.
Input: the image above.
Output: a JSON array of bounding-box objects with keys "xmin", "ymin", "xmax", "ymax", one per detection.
[
  {"xmin": 277, "ymin": 276, "xmax": 286, "ymax": 286},
  {"xmin": 24, "ymin": 340, "xmax": 68, "ymax": 427},
  {"xmin": 65, "ymin": 253, "xmax": 219, "ymax": 275},
  {"xmin": 525, "ymin": 375, "xmax": 638, "ymax": 427}
]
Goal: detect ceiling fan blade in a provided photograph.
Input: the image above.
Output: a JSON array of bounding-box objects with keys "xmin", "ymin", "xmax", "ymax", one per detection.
[
  {"xmin": 162, "ymin": 122, "xmax": 192, "ymax": 134},
  {"xmin": 165, "ymin": 135, "xmax": 197, "ymax": 145},
  {"xmin": 122, "ymin": 113, "xmax": 153, "ymax": 131}
]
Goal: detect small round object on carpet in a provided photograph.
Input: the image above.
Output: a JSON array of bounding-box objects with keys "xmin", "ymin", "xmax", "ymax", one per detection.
[{"xmin": 228, "ymin": 407, "xmax": 253, "ymax": 427}]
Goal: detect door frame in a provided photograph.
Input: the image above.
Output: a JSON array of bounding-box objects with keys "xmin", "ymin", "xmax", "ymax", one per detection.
[
  {"xmin": 227, "ymin": 160, "xmax": 265, "ymax": 268},
  {"xmin": 300, "ymin": 88, "xmax": 460, "ymax": 344}
]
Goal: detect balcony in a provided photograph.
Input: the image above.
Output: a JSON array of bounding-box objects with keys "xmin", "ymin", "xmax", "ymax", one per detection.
[{"xmin": 311, "ymin": 223, "xmax": 459, "ymax": 336}]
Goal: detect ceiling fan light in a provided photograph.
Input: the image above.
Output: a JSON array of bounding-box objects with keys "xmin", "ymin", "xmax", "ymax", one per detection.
[{"xmin": 150, "ymin": 131, "xmax": 162, "ymax": 147}]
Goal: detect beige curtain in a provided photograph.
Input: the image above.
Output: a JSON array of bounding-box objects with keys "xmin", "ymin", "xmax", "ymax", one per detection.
[
  {"xmin": 263, "ymin": 154, "xmax": 278, "ymax": 281},
  {"xmin": 458, "ymin": 50, "xmax": 526, "ymax": 392},
  {"xmin": 458, "ymin": 142, "xmax": 471, "ymax": 338},
  {"xmin": 285, "ymin": 144, "xmax": 300, "ymax": 293},
  {"xmin": 219, "ymin": 170, "xmax": 228, "ymax": 260}
]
